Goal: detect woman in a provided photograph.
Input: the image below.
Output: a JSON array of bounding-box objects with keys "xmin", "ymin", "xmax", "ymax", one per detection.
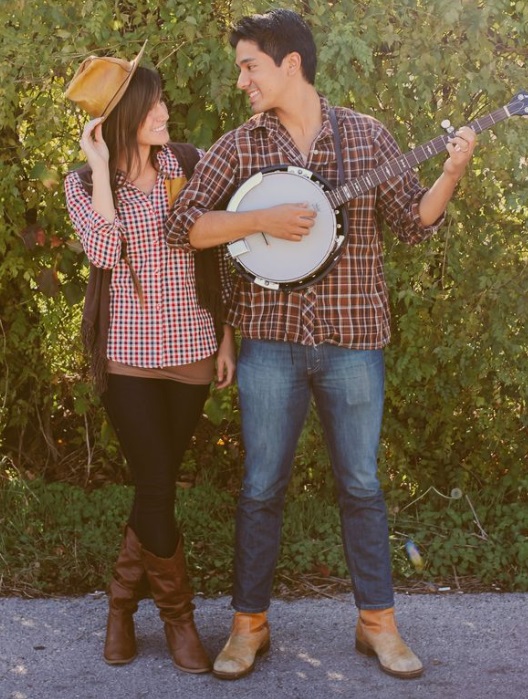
[{"xmin": 64, "ymin": 46, "xmax": 235, "ymax": 673}]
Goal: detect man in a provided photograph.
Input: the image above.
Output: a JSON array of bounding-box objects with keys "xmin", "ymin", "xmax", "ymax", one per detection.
[{"xmin": 166, "ymin": 8, "xmax": 475, "ymax": 681}]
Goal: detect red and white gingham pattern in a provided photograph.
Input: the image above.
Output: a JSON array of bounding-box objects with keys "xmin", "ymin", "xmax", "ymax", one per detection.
[
  {"xmin": 167, "ymin": 96, "xmax": 444, "ymax": 349},
  {"xmin": 65, "ymin": 146, "xmax": 224, "ymax": 367}
]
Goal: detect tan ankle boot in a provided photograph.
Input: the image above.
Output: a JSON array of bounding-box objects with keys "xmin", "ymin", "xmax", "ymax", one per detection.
[
  {"xmin": 213, "ymin": 612, "xmax": 270, "ymax": 680},
  {"xmin": 356, "ymin": 607, "xmax": 423, "ymax": 679},
  {"xmin": 104, "ymin": 526, "xmax": 146, "ymax": 665}
]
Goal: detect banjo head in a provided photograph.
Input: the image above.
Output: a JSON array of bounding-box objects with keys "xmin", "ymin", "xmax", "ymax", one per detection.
[{"xmin": 227, "ymin": 166, "xmax": 345, "ymax": 290}]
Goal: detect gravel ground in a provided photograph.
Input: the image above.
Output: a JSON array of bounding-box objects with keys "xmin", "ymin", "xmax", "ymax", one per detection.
[{"xmin": 1, "ymin": 592, "xmax": 526, "ymax": 699}]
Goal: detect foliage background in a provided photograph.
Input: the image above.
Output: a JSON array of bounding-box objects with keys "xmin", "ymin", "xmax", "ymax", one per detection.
[{"xmin": 0, "ymin": 0, "xmax": 526, "ymax": 596}]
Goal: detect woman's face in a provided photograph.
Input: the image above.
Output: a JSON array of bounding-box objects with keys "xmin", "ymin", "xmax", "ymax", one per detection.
[{"xmin": 136, "ymin": 98, "xmax": 170, "ymax": 147}]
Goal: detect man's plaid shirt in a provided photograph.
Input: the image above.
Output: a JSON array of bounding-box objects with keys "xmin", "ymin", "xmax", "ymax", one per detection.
[{"xmin": 167, "ymin": 96, "xmax": 443, "ymax": 349}]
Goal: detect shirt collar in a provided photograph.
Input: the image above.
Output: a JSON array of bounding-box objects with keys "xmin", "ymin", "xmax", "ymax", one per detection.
[
  {"xmin": 244, "ymin": 94, "xmax": 334, "ymax": 140},
  {"xmin": 115, "ymin": 146, "xmax": 175, "ymax": 184},
  {"xmin": 156, "ymin": 145, "xmax": 176, "ymax": 178}
]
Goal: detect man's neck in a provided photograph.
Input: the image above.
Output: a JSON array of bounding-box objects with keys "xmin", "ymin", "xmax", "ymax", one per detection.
[{"xmin": 274, "ymin": 86, "xmax": 323, "ymax": 161}]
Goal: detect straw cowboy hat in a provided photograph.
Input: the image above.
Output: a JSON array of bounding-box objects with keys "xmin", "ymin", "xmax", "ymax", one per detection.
[{"xmin": 65, "ymin": 40, "xmax": 147, "ymax": 118}]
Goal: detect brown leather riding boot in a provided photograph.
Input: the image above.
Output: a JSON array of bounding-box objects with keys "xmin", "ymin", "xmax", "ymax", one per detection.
[
  {"xmin": 213, "ymin": 612, "xmax": 270, "ymax": 680},
  {"xmin": 104, "ymin": 526, "xmax": 147, "ymax": 665},
  {"xmin": 141, "ymin": 537, "xmax": 211, "ymax": 673},
  {"xmin": 355, "ymin": 607, "xmax": 423, "ymax": 678}
]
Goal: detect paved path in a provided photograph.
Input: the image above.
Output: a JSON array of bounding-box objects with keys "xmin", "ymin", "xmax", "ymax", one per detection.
[{"xmin": 1, "ymin": 592, "xmax": 526, "ymax": 698}]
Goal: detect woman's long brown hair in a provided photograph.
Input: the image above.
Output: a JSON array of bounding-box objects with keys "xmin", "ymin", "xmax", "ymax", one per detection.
[{"xmin": 101, "ymin": 66, "xmax": 162, "ymax": 193}]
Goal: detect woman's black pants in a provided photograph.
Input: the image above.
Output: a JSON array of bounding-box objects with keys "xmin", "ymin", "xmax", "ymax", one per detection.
[{"xmin": 102, "ymin": 373, "xmax": 209, "ymax": 557}]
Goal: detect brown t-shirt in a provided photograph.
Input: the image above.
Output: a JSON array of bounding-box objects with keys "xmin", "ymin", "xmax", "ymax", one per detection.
[{"xmin": 107, "ymin": 355, "xmax": 214, "ymax": 385}]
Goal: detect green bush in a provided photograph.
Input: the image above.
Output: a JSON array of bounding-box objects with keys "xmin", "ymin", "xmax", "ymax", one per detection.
[
  {"xmin": 0, "ymin": 1, "xmax": 526, "ymax": 594},
  {"xmin": 0, "ymin": 471, "xmax": 238, "ymax": 597},
  {"xmin": 1, "ymin": 470, "xmax": 526, "ymax": 597}
]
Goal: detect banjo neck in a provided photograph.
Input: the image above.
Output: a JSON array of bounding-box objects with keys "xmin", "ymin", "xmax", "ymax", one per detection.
[
  {"xmin": 325, "ymin": 91, "xmax": 528, "ymax": 211},
  {"xmin": 226, "ymin": 90, "xmax": 526, "ymax": 291}
]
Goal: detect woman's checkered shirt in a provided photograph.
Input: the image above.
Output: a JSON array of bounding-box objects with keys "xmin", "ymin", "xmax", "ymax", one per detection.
[{"xmin": 65, "ymin": 146, "xmax": 226, "ymax": 367}]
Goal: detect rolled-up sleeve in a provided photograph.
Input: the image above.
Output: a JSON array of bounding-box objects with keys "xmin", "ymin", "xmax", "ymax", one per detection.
[
  {"xmin": 64, "ymin": 172, "xmax": 125, "ymax": 268},
  {"xmin": 165, "ymin": 132, "xmax": 240, "ymax": 251},
  {"xmin": 374, "ymin": 122, "xmax": 445, "ymax": 245}
]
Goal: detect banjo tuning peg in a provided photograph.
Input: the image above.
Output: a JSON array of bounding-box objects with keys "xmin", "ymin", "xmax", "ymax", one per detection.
[{"xmin": 441, "ymin": 119, "xmax": 455, "ymax": 135}]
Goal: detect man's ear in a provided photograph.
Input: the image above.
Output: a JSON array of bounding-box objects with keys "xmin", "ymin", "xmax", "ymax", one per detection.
[{"xmin": 285, "ymin": 51, "xmax": 302, "ymax": 76}]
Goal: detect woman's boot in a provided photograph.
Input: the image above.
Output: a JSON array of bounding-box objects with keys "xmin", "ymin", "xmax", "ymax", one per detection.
[
  {"xmin": 104, "ymin": 526, "xmax": 147, "ymax": 665},
  {"xmin": 141, "ymin": 536, "xmax": 212, "ymax": 673}
]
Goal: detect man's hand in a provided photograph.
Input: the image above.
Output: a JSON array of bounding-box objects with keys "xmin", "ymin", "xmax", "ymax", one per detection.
[
  {"xmin": 444, "ymin": 126, "xmax": 477, "ymax": 180},
  {"xmin": 257, "ymin": 203, "xmax": 317, "ymax": 242}
]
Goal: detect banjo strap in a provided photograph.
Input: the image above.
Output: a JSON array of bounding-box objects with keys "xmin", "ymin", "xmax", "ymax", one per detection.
[{"xmin": 329, "ymin": 108, "xmax": 345, "ymax": 186}]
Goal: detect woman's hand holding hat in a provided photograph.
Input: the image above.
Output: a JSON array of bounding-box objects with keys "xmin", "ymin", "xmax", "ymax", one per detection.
[{"xmin": 80, "ymin": 117, "xmax": 110, "ymax": 171}]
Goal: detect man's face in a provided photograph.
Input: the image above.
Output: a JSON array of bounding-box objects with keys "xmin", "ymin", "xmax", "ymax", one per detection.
[{"xmin": 234, "ymin": 39, "xmax": 290, "ymax": 114}]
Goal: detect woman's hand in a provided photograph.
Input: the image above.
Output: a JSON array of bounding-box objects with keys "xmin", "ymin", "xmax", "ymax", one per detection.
[
  {"xmin": 80, "ymin": 117, "xmax": 110, "ymax": 171},
  {"xmin": 215, "ymin": 325, "xmax": 237, "ymax": 389}
]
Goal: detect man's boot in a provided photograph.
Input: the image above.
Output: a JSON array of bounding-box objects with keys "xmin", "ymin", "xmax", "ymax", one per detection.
[
  {"xmin": 213, "ymin": 611, "xmax": 270, "ymax": 680},
  {"xmin": 355, "ymin": 607, "xmax": 423, "ymax": 678}
]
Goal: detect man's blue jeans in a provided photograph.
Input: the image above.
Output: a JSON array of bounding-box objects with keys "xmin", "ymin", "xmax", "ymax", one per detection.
[{"xmin": 232, "ymin": 338, "xmax": 394, "ymax": 612}]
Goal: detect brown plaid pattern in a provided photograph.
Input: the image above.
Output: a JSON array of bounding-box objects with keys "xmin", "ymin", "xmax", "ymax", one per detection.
[{"xmin": 167, "ymin": 97, "xmax": 443, "ymax": 349}]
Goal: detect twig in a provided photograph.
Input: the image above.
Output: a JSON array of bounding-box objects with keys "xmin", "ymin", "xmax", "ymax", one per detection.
[
  {"xmin": 83, "ymin": 412, "xmax": 93, "ymax": 485},
  {"xmin": 35, "ymin": 404, "xmax": 59, "ymax": 462},
  {"xmin": 465, "ymin": 494, "xmax": 488, "ymax": 540},
  {"xmin": 279, "ymin": 573, "xmax": 343, "ymax": 600},
  {"xmin": 155, "ymin": 41, "xmax": 187, "ymax": 69},
  {"xmin": 0, "ymin": 317, "xmax": 8, "ymax": 414},
  {"xmin": 452, "ymin": 565, "xmax": 461, "ymax": 591},
  {"xmin": 400, "ymin": 486, "xmax": 459, "ymax": 512}
]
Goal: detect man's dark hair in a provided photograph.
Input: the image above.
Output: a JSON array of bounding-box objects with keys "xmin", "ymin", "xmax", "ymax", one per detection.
[{"xmin": 229, "ymin": 8, "xmax": 317, "ymax": 85}]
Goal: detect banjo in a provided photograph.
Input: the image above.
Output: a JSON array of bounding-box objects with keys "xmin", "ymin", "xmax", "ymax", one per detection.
[{"xmin": 227, "ymin": 90, "xmax": 528, "ymax": 291}]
